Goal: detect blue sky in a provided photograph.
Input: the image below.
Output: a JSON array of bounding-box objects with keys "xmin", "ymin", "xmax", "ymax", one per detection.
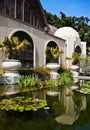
[{"xmin": 40, "ymin": 0, "xmax": 90, "ymax": 18}]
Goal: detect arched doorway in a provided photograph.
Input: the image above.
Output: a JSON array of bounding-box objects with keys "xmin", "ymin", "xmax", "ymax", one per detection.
[
  {"xmin": 11, "ymin": 31, "xmax": 34, "ymax": 68},
  {"xmin": 46, "ymin": 41, "xmax": 59, "ymax": 64}
]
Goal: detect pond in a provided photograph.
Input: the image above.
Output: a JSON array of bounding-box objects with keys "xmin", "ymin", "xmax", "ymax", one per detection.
[{"xmin": 0, "ymin": 85, "xmax": 90, "ymax": 130}]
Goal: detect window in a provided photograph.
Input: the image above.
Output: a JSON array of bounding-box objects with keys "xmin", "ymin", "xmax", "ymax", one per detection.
[
  {"xmin": 0, "ymin": 0, "xmax": 4, "ymax": 13},
  {"xmin": 11, "ymin": 0, "xmax": 15, "ymax": 17},
  {"xmin": 16, "ymin": 0, "xmax": 22, "ymax": 19},
  {"xmin": 24, "ymin": 0, "xmax": 30, "ymax": 23},
  {"xmin": 6, "ymin": 0, "xmax": 10, "ymax": 15}
]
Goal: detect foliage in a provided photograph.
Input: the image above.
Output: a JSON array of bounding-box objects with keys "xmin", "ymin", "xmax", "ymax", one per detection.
[
  {"xmin": 80, "ymin": 56, "xmax": 90, "ymax": 75},
  {"xmin": 73, "ymin": 93, "xmax": 82, "ymax": 106},
  {"xmin": 80, "ymin": 81, "xmax": 90, "ymax": 93},
  {"xmin": 44, "ymin": 10, "xmax": 61, "ymax": 28},
  {"xmin": 0, "ymin": 36, "xmax": 30, "ymax": 58},
  {"xmin": 17, "ymin": 75, "xmax": 42, "ymax": 90},
  {"xmin": 0, "ymin": 96, "xmax": 47, "ymax": 112},
  {"xmin": 44, "ymin": 10, "xmax": 90, "ymax": 47},
  {"xmin": 19, "ymin": 68, "xmax": 36, "ymax": 76},
  {"xmin": 59, "ymin": 70, "xmax": 73, "ymax": 87},
  {"xmin": 36, "ymin": 66, "xmax": 50, "ymax": 75},
  {"xmin": 45, "ymin": 46, "xmax": 63, "ymax": 59},
  {"xmin": 72, "ymin": 52, "xmax": 81, "ymax": 64},
  {"xmin": 18, "ymin": 75, "xmax": 60, "ymax": 91},
  {"xmin": 36, "ymin": 66, "xmax": 50, "ymax": 80},
  {"xmin": 19, "ymin": 67, "xmax": 50, "ymax": 80},
  {"xmin": 18, "ymin": 70, "xmax": 74, "ymax": 90},
  {"xmin": 44, "ymin": 79, "xmax": 59, "ymax": 88},
  {"xmin": 66, "ymin": 52, "xmax": 81, "ymax": 65}
]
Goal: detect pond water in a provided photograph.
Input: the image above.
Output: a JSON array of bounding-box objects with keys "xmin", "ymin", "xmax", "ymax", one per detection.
[{"xmin": 0, "ymin": 85, "xmax": 90, "ymax": 130}]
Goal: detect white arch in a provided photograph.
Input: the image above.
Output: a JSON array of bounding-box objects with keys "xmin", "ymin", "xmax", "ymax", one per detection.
[
  {"xmin": 8, "ymin": 29, "xmax": 36, "ymax": 68},
  {"xmin": 44, "ymin": 40, "xmax": 61, "ymax": 65},
  {"xmin": 74, "ymin": 43, "xmax": 82, "ymax": 50},
  {"xmin": 9, "ymin": 28, "xmax": 31, "ymax": 39}
]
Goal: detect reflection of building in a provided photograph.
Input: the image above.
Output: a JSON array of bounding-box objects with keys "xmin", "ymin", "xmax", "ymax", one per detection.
[
  {"xmin": 0, "ymin": 0, "xmax": 86, "ymax": 68},
  {"xmin": 55, "ymin": 88, "xmax": 86, "ymax": 125}
]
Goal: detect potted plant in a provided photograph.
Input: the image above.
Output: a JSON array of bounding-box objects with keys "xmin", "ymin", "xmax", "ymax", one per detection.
[
  {"xmin": 45, "ymin": 46, "xmax": 63, "ymax": 62},
  {"xmin": 45, "ymin": 46, "xmax": 63, "ymax": 67},
  {"xmin": 0, "ymin": 36, "xmax": 30, "ymax": 84},
  {"xmin": 66, "ymin": 52, "xmax": 81, "ymax": 66},
  {"xmin": 45, "ymin": 46, "xmax": 63, "ymax": 79},
  {"xmin": 0, "ymin": 36, "xmax": 30, "ymax": 58}
]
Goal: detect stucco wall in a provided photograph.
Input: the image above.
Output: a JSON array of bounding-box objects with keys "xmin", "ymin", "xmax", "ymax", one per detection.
[{"xmin": 0, "ymin": 14, "xmax": 66, "ymax": 68}]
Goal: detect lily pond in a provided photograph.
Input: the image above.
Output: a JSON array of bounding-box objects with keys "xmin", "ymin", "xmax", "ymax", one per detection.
[{"xmin": 0, "ymin": 84, "xmax": 90, "ymax": 130}]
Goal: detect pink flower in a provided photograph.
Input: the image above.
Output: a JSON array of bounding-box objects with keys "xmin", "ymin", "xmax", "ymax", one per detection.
[{"xmin": 35, "ymin": 99, "xmax": 40, "ymax": 104}]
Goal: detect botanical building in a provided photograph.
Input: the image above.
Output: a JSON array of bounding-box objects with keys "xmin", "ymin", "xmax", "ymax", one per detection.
[{"xmin": 0, "ymin": 0, "xmax": 86, "ymax": 68}]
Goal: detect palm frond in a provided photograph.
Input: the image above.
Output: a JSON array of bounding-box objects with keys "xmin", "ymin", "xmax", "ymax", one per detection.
[
  {"xmin": 0, "ymin": 36, "xmax": 30, "ymax": 56},
  {"xmin": 46, "ymin": 46, "xmax": 63, "ymax": 58}
]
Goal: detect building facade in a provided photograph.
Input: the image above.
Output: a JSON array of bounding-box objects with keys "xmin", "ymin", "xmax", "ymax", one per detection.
[
  {"xmin": 0, "ymin": 0, "xmax": 66, "ymax": 68},
  {"xmin": 0, "ymin": 0, "xmax": 86, "ymax": 69}
]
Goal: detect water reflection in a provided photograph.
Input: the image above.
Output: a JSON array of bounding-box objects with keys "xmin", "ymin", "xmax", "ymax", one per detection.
[
  {"xmin": 46, "ymin": 88, "xmax": 90, "ymax": 129},
  {"xmin": 0, "ymin": 84, "xmax": 18, "ymax": 95},
  {"xmin": 0, "ymin": 86, "xmax": 90, "ymax": 130},
  {"xmin": 55, "ymin": 88, "xmax": 86, "ymax": 125}
]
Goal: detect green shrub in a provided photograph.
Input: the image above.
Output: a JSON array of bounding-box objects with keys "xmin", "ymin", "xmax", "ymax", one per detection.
[
  {"xmin": 80, "ymin": 81, "xmax": 90, "ymax": 93},
  {"xmin": 59, "ymin": 70, "xmax": 73, "ymax": 88},
  {"xmin": 17, "ymin": 75, "xmax": 41, "ymax": 90},
  {"xmin": 44, "ymin": 79, "xmax": 59, "ymax": 88},
  {"xmin": 19, "ymin": 67, "xmax": 50, "ymax": 80},
  {"xmin": 80, "ymin": 56, "xmax": 90, "ymax": 75}
]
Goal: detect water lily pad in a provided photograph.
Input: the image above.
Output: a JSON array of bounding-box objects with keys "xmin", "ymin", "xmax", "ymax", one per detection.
[{"xmin": 0, "ymin": 96, "xmax": 47, "ymax": 112}]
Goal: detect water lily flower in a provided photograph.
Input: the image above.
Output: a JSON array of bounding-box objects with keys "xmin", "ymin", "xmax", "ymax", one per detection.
[{"xmin": 35, "ymin": 99, "xmax": 40, "ymax": 104}]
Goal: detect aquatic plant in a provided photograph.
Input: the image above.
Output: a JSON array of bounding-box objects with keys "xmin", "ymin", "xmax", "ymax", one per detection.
[
  {"xmin": 59, "ymin": 70, "xmax": 73, "ymax": 88},
  {"xmin": 0, "ymin": 96, "xmax": 47, "ymax": 112},
  {"xmin": 17, "ymin": 75, "xmax": 42, "ymax": 90},
  {"xmin": 44, "ymin": 79, "xmax": 59, "ymax": 88},
  {"xmin": 80, "ymin": 56, "xmax": 90, "ymax": 75},
  {"xmin": 80, "ymin": 81, "xmax": 90, "ymax": 93}
]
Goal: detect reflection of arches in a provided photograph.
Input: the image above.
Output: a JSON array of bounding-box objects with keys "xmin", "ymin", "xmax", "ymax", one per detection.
[
  {"xmin": 46, "ymin": 41, "xmax": 59, "ymax": 64},
  {"xmin": 11, "ymin": 31, "xmax": 34, "ymax": 67},
  {"xmin": 74, "ymin": 46, "xmax": 81, "ymax": 53}
]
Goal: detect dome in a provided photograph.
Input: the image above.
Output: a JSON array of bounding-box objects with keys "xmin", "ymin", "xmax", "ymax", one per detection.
[{"xmin": 54, "ymin": 27, "xmax": 80, "ymax": 40}]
